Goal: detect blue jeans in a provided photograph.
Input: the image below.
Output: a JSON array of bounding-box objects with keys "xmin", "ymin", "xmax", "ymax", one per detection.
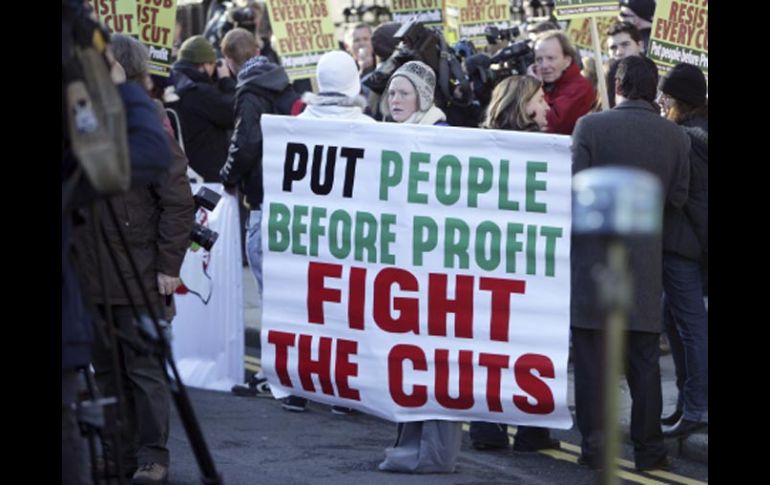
[
  {"xmin": 246, "ymin": 210, "xmax": 263, "ymax": 299},
  {"xmin": 663, "ymin": 253, "xmax": 708, "ymax": 423}
]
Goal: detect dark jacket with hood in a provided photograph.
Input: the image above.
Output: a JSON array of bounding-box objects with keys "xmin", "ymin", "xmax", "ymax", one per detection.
[
  {"xmin": 662, "ymin": 116, "xmax": 708, "ymax": 262},
  {"xmin": 171, "ymin": 60, "xmax": 236, "ymax": 181},
  {"xmin": 220, "ymin": 56, "xmax": 299, "ymax": 209},
  {"xmin": 63, "ymin": 81, "xmax": 171, "ymax": 369}
]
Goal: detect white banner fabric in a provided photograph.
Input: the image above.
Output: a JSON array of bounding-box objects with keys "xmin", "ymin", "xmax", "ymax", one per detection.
[
  {"xmin": 261, "ymin": 116, "xmax": 572, "ymax": 428},
  {"xmin": 172, "ymin": 183, "xmax": 244, "ymax": 391}
]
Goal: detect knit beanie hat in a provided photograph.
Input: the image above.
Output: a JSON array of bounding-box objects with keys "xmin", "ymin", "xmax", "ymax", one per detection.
[
  {"xmin": 372, "ymin": 22, "xmax": 402, "ymax": 60},
  {"xmin": 179, "ymin": 35, "xmax": 217, "ymax": 64},
  {"xmin": 388, "ymin": 61, "xmax": 436, "ymax": 111},
  {"xmin": 316, "ymin": 50, "xmax": 361, "ymax": 97},
  {"xmin": 620, "ymin": 0, "xmax": 656, "ymax": 23},
  {"xmin": 659, "ymin": 62, "xmax": 707, "ymax": 107}
]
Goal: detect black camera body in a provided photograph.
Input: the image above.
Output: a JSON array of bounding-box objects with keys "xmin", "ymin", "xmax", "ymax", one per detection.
[
  {"xmin": 203, "ymin": 4, "xmax": 258, "ymax": 57},
  {"xmin": 190, "ymin": 186, "xmax": 221, "ymax": 251},
  {"xmin": 485, "ymin": 25, "xmax": 522, "ymax": 46},
  {"xmin": 465, "ymin": 23, "xmax": 536, "ymax": 106},
  {"xmin": 362, "ymin": 20, "xmax": 444, "ymax": 96}
]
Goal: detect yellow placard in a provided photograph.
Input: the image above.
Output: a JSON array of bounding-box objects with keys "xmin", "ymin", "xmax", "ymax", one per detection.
[
  {"xmin": 553, "ymin": 0, "xmax": 619, "ymax": 20},
  {"xmin": 90, "ymin": 0, "xmax": 139, "ymax": 36},
  {"xmin": 266, "ymin": 0, "xmax": 337, "ymax": 81},
  {"xmin": 443, "ymin": 0, "xmax": 512, "ymax": 49},
  {"xmin": 646, "ymin": 0, "xmax": 708, "ymax": 82},
  {"xmin": 390, "ymin": 0, "xmax": 444, "ymax": 32}
]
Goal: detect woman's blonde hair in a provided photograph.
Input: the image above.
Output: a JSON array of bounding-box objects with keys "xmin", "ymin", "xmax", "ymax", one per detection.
[{"xmin": 481, "ymin": 75, "xmax": 543, "ymax": 131}]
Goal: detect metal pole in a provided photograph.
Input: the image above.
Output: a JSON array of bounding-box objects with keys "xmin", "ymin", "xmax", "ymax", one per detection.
[{"xmin": 600, "ymin": 241, "xmax": 630, "ymax": 485}]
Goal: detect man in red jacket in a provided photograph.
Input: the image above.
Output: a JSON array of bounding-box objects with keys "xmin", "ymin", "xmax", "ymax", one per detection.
[{"xmin": 531, "ymin": 30, "xmax": 596, "ymax": 135}]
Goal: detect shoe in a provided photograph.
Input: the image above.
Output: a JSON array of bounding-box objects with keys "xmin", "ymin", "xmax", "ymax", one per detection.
[
  {"xmin": 635, "ymin": 455, "xmax": 672, "ymax": 472},
  {"xmin": 512, "ymin": 437, "xmax": 561, "ymax": 452},
  {"xmin": 659, "ymin": 335, "xmax": 670, "ymax": 354},
  {"xmin": 132, "ymin": 462, "xmax": 168, "ymax": 484},
  {"xmin": 95, "ymin": 457, "xmax": 137, "ymax": 478},
  {"xmin": 471, "ymin": 440, "xmax": 509, "ymax": 451},
  {"xmin": 331, "ymin": 405, "xmax": 354, "ymax": 415},
  {"xmin": 281, "ymin": 395, "xmax": 307, "ymax": 412},
  {"xmin": 662, "ymin": 418, "xmax": 707, "ymax": 439},
  {"xmin": 577, "ymin": 455, "xmax": 602, "ymax": 470},
  {"xmin": 231, "ymin": 374, "xmax": 271, "ymax": 397},
  {"xmin": 660, "ymin": 408, "xmax": 683, "ymax": 426}
]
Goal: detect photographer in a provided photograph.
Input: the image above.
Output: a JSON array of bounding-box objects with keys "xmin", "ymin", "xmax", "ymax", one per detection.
[
  {"xmin": 72, "ymin": 34, "xmax": 195, "ymax": 484},
  {"xmin": 530, "ymin": 30, "xmax": 596, "ymax": 134},
  {"xmin": 62, "ymin": 2, "xmax": 172, "ymax": 482},
  {"xmin": 171, "ymin": 35, "xmax": 235, "ymax": 182}
]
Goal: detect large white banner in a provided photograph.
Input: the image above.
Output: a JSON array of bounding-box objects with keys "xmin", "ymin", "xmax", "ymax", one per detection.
[
  {"xmin": 261, "ymin": 116, "xmax": 572, "ymax": 428},
  {"xmin": 172, "ymin": 183, "xmax": 244, "ymax": 391}
]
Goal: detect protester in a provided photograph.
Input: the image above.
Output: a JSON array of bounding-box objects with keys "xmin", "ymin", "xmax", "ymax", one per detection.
[
  {"xmin": 657, "ymin": 63, "xmax": 708, "ymax": 439},
  {"xmin": 531, "ymin": 30, "xmax": 596, "ymax": 134},
  {"xmin": 570, "ymin": 55, "xmax": 689, "ymax": 472},
  {"xmin": 377, "ymin": 61, "xmax": 462, "ymax": 474}
]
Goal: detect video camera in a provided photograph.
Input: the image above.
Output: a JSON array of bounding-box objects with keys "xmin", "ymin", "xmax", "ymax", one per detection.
[
  {"xmin": 203, "ymin": 3, "xmax": 260, "ymax": 57},
  {"xmin": 190, "ymin": 187, "xmax": 221, "ymax": 251},
  {"xmin": 362, "ymin": 19, "xmax": 474, "ymax": 113},
  {"xmin": 463, "ymin": 24, "xmax": 535, "ymax": 106},
  {"xmin": 362, "ymin": 20, "xmax": 443, "ymax": 95}
]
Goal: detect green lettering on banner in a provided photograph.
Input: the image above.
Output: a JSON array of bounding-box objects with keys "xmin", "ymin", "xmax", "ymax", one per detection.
[
  {"xmin": 408, "ymin": 152, "xmax": 431, "ymax": 204},
  {"xmin": 291, "ymin": 204, "xmax": 309, "ymax": 255},
  {"xmin": 380, "ymin": 213, "xmax": 397, "ymax": 265},
  {"xmin": 413, "ymin": 216, "xmax": 438, "ymax": 266},
  {"xmin": 526, "ymin": 224, "xmax": 537, "ymax": 275},
  {"xmin": 475, "ymin": 221, "xmax": 501, "ymax": 271},
  {"xmin": 354, "ymin": 211, "xmax": 378, "ymax": 263},
  {"xmin": 268, "ymin": 202, "xmax": 291, "ymax": 252},
  {"xmin": 379, "ymin": 150, "xmax": 403, "ymax": 201},
  {"xmin": 329, "ymin": 209, "xmax": 352, "ymax": 259},
  {"xmin": 435, "ymin": 155, "xmax": 462, "ymax": 205},
  {"xmin": 526, "ymin": 161, "xmax": 548, "ymax": 213},
  {"xmin": 468, "ymin": 157, "xmax": 493, "ymax": 207},
  {"xmin": 444, "ymin": 217, "xmax": 470, "ymax": 269},
  {"xmin": 541, "ymin": 226, "xmax": 563, "ymax": 277},
  {"xmin": 309, "ymin": 206, "xmax": 327, "ymax": 257},
  {"xmin": 505, "ymin": 222, "xmax": 524, "ymax": 273},
  {"xmin": 498, "ymin": 159, "xmax": 519, "ymax": 210}
]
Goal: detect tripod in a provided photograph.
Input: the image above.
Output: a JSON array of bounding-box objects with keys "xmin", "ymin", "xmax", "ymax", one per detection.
[{"xmin": 76, "ymin": 198, "xmax": 222, "ymax": 484}]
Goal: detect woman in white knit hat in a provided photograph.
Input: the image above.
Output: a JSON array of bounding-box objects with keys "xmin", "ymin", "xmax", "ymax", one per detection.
[
  {"xmin": 381, "ymin": 60, "xmax": 448, "ymax": 126},
  {"xmin": 298, "ymin": 50, "xmax": 374, "ymax": 122},
  {"xmin": 377, "ymin": 60, "xmax": 462, "ymax": 475}
]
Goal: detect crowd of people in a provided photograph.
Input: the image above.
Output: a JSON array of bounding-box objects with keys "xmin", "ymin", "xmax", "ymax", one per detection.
[{"xmin": 63, "ymin": 0, "xmax": 707, "ymax": 483}]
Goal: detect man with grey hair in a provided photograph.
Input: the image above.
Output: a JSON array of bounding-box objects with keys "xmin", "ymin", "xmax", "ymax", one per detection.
[
  {"xmin": 531, "ymin": 30, "xmax": 596, "ymax": 134},
  {"xmin": 76, "ymin": 33, "xmax": 194, "ymax": 485}
]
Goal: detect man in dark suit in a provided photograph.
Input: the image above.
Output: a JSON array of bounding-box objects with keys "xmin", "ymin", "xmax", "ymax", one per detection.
[{"xmin": 570, "ymin": 55, "xmax": 690, "ymax": 472}]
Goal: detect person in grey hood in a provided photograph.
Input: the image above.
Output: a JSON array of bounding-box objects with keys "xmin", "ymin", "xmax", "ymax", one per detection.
[{"xmin": 219, "ymin": 27, "xmax": 300, "ymax": 313}]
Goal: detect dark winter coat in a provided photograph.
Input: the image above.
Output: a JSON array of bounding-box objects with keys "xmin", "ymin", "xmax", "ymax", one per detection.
[
  {"xmin": 73, "ymin": 110, "xmax": 194, "ymax": 319},
  {"xmin": 662, "ymin": 116, "xmax": 708, "ymax": 261},
  {"xmin": 570, "ymin": 99, "xmax": 691, "ymax": 333},
  {"xmin": 219, "ymin": 57, "xmax": 299, "ymax": 209},
  {"xmin": 172, "ymin": 60, "xmax": 236, "ymax": 181},
  {"xmin": 63, "ymin": 81, "xmax": 171, "ymax": 369}
]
